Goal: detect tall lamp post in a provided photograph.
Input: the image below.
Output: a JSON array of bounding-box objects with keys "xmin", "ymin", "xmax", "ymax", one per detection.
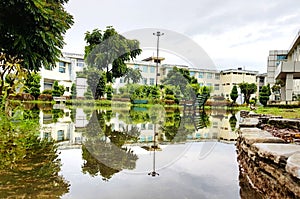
[{"xmin": 153, "ymin": 31, "xmax": 164, "ymax": 87}]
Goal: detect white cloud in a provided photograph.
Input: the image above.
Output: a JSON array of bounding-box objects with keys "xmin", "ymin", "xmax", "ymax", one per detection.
[{"xmin": 63, "ymin": 0, "xmax": 300, "ymax": 73}]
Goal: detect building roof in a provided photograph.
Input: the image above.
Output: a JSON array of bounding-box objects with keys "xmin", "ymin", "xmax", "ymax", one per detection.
[
  {"xmin": 288, "ymin": 30, "xmax": 300, "ymax": 56},
  {"xmin": 142, "ymin": 56, "xmax": 165, "ymax": 62},
  {"xmin": 220, "ymin": 68, "xmax": 259, "ymax": 75}
]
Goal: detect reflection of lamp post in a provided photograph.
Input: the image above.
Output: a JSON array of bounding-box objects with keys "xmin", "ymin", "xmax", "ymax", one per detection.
[
  {"xmin": 153, "ymin": 31, "xmax": 164, "ymax": 87},
  {"xmin": 148, "ymin": 123, "xmax": 159, "ymax": 177}
]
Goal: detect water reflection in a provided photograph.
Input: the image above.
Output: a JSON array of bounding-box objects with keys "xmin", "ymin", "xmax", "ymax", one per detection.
[
  {"xmin": 0, "ymin": 108, "xmax": 69, "ymax": 198},
  {"xmin": 2, "ymin": 103, "xmax": 241, "ymax": 198},
  {"xmin": 36, "ymin": 105, "xmax": 239, "ymax": 180}
]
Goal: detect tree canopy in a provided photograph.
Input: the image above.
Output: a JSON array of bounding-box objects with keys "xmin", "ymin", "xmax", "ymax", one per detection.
[
  {"xmin": 0, "ymin": 0, "xmax": 73, "ymax": 99},
  {"xmin": 239, "ymin": 83, "xmax": 257, "ymax": 105},
  {"xmin": 0, "ymin": 0, "xmax": 73, "ymax": 70},
  {"xmin": 124, "ymin": 68, "xmax": 142, "ymax": 84},
  {"xmin": 230, "ymin": 85, "xmax": 238, "ymax": 103},
  {"xmin": 259, "ymin": 84, "xmax": 271, "ymax": 106},
  {"xmin": 84, "ymin": 26, "xmax": 142, "ymax": 82}
]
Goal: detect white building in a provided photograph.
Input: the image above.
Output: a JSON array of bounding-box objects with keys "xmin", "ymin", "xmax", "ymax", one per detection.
[
  {"xmin": 39, "ymin": 52, "xmax": 85, "ymax": 97},
  {"xmin": 269, "ymin": 30, "xmax": 300, "ymax": 102},
  {"xmin": 113, "ymin": 57, "xmax": 221, "ymax": 96},
  {"xmin": 220, "ymin": 68, "xmax": 259, "ymax": 103}
]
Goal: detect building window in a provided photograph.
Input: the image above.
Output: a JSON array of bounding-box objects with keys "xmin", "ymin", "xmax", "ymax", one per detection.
[
  {"xmin": 207, "ymin": 73, "xmax": 213, "ymax": 79},
  {"xmin": 134, "ymin": 65, "xmax": 139, "ymax": 69},
  {"xmin": 141, "ymin": 124, "xmax": 146, "ymax": 130},
  {"xmin": 148, "ymin": 124, "xmax": 153, "ymax": 130},
  {"xmin": 215, "ymin": 74, "xmax": 220, "ymax": 80},
  {"xmin": 277, "ymin": 55, "xmax": 287, "ymax": 60},
  {"xmin": 120, "ymin": 78, "xmax": 124, "ymax": 83},
  {"xmin": 150, "ymin": 66, "xmax": 155, "ymax": 73},
  {"xmin": 66, "ymin": 87, "xmax": 70, "ymax": 92},
  {"xmin": 198, "ymin": 72, "xmax": 204, "ymax": 78},
  {"xmin": 143, "ymin": 78, "xmax": 147, "ymax": 85},
  {"xmin": 206, "ymin": 83, "xmax": 212, "ymax": 87},
  {"xmin": 199, "ymin": 82, "xmax": 204, "ymax": 86},
  {"xmin": 214, "ymin": 84, "xmax": 219, "ymax": 90},
  {"xmin": 44, "ymin": 132, "xmax": 50, "ymax": 140},
  {"xmin": 259, "ymin": 77, "xmax": 264, "ymax": 83},
  {"xmin": 150, "ymin": 78, "xmax": 155, "ymax": 85},
  {"xmin": 77, "ymin": 59, "xmax": 85, "ymax": 67},
  {"xmin": 59, "ymin": 62, "xmax": 66, "ymax": 73},
  {"xmin": 190, "ymin": 71, "xmax": 195, "ymax": 77},
  {"xmin": 57, "ymin": 130, "xmax": 64, "ymax": 141},
  {"xmin": 143, "ymin": 66, "xmax": 148, "ymax": 73}
]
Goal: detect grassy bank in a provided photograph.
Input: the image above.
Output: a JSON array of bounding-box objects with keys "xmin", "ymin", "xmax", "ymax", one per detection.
[{"xmin": 254, "ymin": 107, "xmax": 300, "ymax": 119}]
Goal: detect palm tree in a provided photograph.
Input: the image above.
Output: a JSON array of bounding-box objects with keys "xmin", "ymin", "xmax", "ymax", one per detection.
[{"xmin": 124, "ymin": 68, "xmax": 142, "ymax": 84}]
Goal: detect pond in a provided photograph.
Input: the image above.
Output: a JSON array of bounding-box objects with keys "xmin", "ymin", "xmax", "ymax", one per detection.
[{"xmin": 1, "ymin": 104, "xmax": 247, "ymax": 198}]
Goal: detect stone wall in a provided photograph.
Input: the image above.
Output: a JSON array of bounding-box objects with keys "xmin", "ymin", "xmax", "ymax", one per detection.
[{"xmin": 237, "ymin": 113, "xmax": 300, "ymax": 198}]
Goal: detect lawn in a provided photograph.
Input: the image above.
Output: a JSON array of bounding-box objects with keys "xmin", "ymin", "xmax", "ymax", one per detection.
[{"xmin": 254, "ymin": 107, "xmax": 300, "ymax": 119}]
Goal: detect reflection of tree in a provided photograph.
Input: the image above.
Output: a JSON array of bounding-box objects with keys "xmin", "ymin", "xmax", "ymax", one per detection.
[
  {"xmin": 162, "ymin": 108, "xmax": 182, "ymax": 141},
  {"xmin": 24, "ymin": 106, "xmax": 40, "ymax": 121},
  {"xmin": 162, "ymin": 109, "xmax": 211, "ymax": 142},
  {"xmin": 82, "ymin": 145, "xmax": 120, "ymax": 181},
  {"xmin": 196, "ymin": 111, "xmax": 210, "ymax": 130},
  {"xmin": 52, "ymin": 108, "xmax": 64, "ymax": 123},
  {"xmin": 129, "ymin": 106, "xmax": 150, "ymax": 124},
  {"xmin": 0, "ymin": 115, "xmax": 69, "ymax": 198},
  {"xmin": 83, "ymin": 111, "xmax": 140, "ymax": 181},
  {"xmin": 229, "ymin": 114, "xmax": 237, "ymax": 132},
  {"xmin": 82, "ymin": 138, "xmax": 138, "ymax": 181}
]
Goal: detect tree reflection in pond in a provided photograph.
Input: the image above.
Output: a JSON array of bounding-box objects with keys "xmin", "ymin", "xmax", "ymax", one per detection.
[
  {"xmin": 162, "ymin": 108, "xmax": 210, "ymax": 142},
  {"xmin": 0, "ymin": 112, "xmax": 69, "ymax": 198},
  {"xmin": 82, "ymin": 110, "xmax": 139, "ymax": 181}
]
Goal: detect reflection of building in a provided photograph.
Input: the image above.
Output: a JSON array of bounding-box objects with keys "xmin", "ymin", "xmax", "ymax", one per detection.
[
  {"xmin": 109, "ymin": 112, "xmax": 159, "ymax": 142},
  {"xmin": 39, "ymin": 108, "xmax": 82, "ymax": 145},
  {"xmin": 188, "ymin": 112, "xmax": 237, "ymax": 141}
]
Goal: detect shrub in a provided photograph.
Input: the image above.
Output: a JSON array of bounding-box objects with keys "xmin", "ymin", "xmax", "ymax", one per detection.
[
  {"xmin": 42, "ymin": 89, "xmax": 53, "ymax": 95},
  {"xmin": 7, "ymin": 93, "xmax": 35, "ymax": 101},
  {"xmin": 164, "ymin": 99, "xmax": 176, "ymax": 105},
  {"xmin": 38, "ymin": 94, "xmax": 53, "ymax": 101},
  {"xmin": 165, "ymin": 94, "xmax": 175, "ymax": 100}
]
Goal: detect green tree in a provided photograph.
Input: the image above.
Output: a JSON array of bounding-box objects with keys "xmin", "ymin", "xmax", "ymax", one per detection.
[
  {"xmin": 239, "ymin": 83, "xmax": 257, "ymax": 105},
  {"xmin": 271, "ymin": 79, "xmax": 284, "ymax": 100},
  {"xmin": 71, "ymin": 83, "xmax": 77, "ymax": 99},
  {"xmin": 106, "ymin": 84, "xmax": 113, "ymax": 100},
  {"xmin": 87, "ymin": 69, "xmax": 106, "ymax": 99},
  {"xmin": 24, "ymin": 73, "xmax": 41, "ymax": 99},
  {"xmin": 124, "ymin": 68, "xmax": 142, "ymax": 84},
  {"xmin": 84, "ymin": 86, "xmax": 94, "ymax": 100},
  {"xmin": 52, "ymin": 81, "xmax": 64, "ymax": 97},
  {"xmin": 0, "ymin": 0, "xmax": 73, "ymax": 99},
  {"xmin": 84, "ymin": 26, "xmax": 142, "ymax": 82},
  {"xmin": 230, "ymin": 85, "xmax": 238, "ymax": 103},
  {"xmin": 259, "ymin": 85, "xmax": 271, "ymax": 106},
  {"xmin": 161, "ymin": 67, "xmax": 189, "ymax": 96}
]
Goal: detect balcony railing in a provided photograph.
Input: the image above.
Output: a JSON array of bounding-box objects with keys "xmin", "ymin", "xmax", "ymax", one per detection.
[{"xmin": 275, "ymin": 61, "xmax": 300, "ymax": 79}]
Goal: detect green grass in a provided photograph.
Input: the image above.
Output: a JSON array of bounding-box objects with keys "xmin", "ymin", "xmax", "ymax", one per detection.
[{"xmin": 254, "ymin": 107, "xmax": 300, "ymax": 119}]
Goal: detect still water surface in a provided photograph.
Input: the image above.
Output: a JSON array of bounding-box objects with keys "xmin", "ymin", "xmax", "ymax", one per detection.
[
  {"xmin": 57, "ymin": 106, "xmax": 240, "ymax": 198},
  {"xmin": 1, "ymin": 104, "xmax": 242, "ymax": 198},
  {"xmin": 60, "ymin": 142, "xmax": 239, "ymax": 199}
]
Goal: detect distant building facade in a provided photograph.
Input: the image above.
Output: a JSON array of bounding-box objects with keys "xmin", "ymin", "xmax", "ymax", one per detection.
[
  {"xmin": 39, "ymin": 52, "xmax": 85, "ymax": 97},
  {"xmin": 268, "ymin": 30, "xmax": 300, "ymax": 102},
  {"xmin": 220, "ymin": 68, "xmax": 259, "ymax": 103}
]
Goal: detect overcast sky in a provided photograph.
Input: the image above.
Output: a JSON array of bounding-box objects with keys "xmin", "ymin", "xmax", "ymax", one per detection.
[{"xmin": 63, "ymin": 0, "xmax": 300, "ymax": 73}]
